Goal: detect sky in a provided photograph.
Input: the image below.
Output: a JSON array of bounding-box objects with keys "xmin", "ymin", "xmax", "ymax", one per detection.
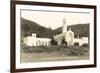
[{"xmin": 21, "ymin": 10, "xmax": 90, "ymax": 29}]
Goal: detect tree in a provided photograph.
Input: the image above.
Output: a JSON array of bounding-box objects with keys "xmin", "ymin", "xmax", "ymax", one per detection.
[
  {"xmin": 50, "ymin": 38, "xmax": 57, "ymax": 46},
  {"xmin": 61, "ymin": 37, "xmax": 67, "ymax": 46}
]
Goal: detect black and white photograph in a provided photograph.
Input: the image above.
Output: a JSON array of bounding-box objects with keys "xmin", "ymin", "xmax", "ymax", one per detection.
[
  {"xmin": 11, "ymin": 1, "xmax": 96, "ymax": 72},
  {"xmin": 21, "ymin": 10, "xmax": 90, "ymax": 63}
]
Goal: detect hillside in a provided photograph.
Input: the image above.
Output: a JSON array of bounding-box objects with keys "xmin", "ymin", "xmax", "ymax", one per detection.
[
  {"xmin": 21, "ymin": 18, "xmax": 89, "ymax": 38},
  {"xmin": 21, "ymin": 18, "xmax": 53, "ymax": 38}
]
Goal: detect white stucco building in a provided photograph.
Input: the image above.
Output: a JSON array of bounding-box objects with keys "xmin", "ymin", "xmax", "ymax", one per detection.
[
  {"xmin": 23, "ymin": 33, "xmax": 51, "ymax": 46},
  {"xmin": 54, "ymin": 18, "xmax": 88, "ymax": 46}
]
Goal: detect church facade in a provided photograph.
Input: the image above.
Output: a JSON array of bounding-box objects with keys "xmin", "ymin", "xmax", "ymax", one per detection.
[{"xmin": 54, "ymin": 18, "xmax": 88, "ymax": 46}]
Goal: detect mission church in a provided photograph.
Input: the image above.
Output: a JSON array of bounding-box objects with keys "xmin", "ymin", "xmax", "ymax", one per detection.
[{"xmin": 23, "ymin": 18, "xmax": 88, "ymax": 46}]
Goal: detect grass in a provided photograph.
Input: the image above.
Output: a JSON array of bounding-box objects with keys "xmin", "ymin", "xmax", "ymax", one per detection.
[{"xmin": 21, "ymin": 52, "xmax": 89, "ymax": 63}]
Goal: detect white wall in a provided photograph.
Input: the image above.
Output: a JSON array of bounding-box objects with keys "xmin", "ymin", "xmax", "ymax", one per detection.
[{"xmin": 0, "ymin": 0, "xmax": 100, "ymax": 73}]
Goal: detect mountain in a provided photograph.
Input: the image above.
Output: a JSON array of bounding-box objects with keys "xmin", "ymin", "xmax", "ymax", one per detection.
[
  {"xmin": 21, "ymin": 18, "xmax": 89, "ymax": 38},
  {"xmin": 21, "ymin": 18, "xmax": 53, "ymax": 38}
]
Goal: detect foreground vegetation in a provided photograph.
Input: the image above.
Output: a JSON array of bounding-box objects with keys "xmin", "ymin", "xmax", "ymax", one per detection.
[{"xmin": 21, "ymin": 44, "xmax": 89, "ymax": 56}]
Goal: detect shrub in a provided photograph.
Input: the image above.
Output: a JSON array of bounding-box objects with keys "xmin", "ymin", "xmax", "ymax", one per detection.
[
  {"xmin": 50, "ymin": 38, "xmax": 57, "ymax": 46},
  {"xmin": 82, "ymin": 43, "xmax": 88, "ymax": 47},
  {"xmin": 74, "ymin": 42, "xmax": 79, "ymax": 46},
  {"xmin": 33, "ymin": 48, "xmax": 44, "ymax": 53},
  {"xmin": 22, "ymin": 46, "xmax": 32, "ymax": 53}
]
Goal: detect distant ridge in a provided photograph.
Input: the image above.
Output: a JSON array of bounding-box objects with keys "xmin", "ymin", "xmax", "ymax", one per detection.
[{"xmin": 21, "ymin": 18, "xmax": 53, "ymax": 38}]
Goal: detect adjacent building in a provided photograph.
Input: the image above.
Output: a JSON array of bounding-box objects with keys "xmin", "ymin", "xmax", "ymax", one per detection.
[{"xmin": 23, "ymin": 33, "xmax": 51, "ymax": 46}]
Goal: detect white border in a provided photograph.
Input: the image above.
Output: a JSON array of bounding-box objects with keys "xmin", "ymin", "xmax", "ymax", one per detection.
[{"xmin": 16, "ymin": 4, "xmax": 94, "ymax": 69}]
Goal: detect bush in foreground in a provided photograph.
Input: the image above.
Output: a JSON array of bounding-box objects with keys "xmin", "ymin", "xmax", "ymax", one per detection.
[{"xmin": 22, "ymin": 45, "xmax": 89, "ymax": 56}]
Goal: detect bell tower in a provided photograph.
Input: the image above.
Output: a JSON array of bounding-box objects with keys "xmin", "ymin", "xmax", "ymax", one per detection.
[{"xmin": 62, "ymin": 18, "xmax": 67, "ymax": 33}]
